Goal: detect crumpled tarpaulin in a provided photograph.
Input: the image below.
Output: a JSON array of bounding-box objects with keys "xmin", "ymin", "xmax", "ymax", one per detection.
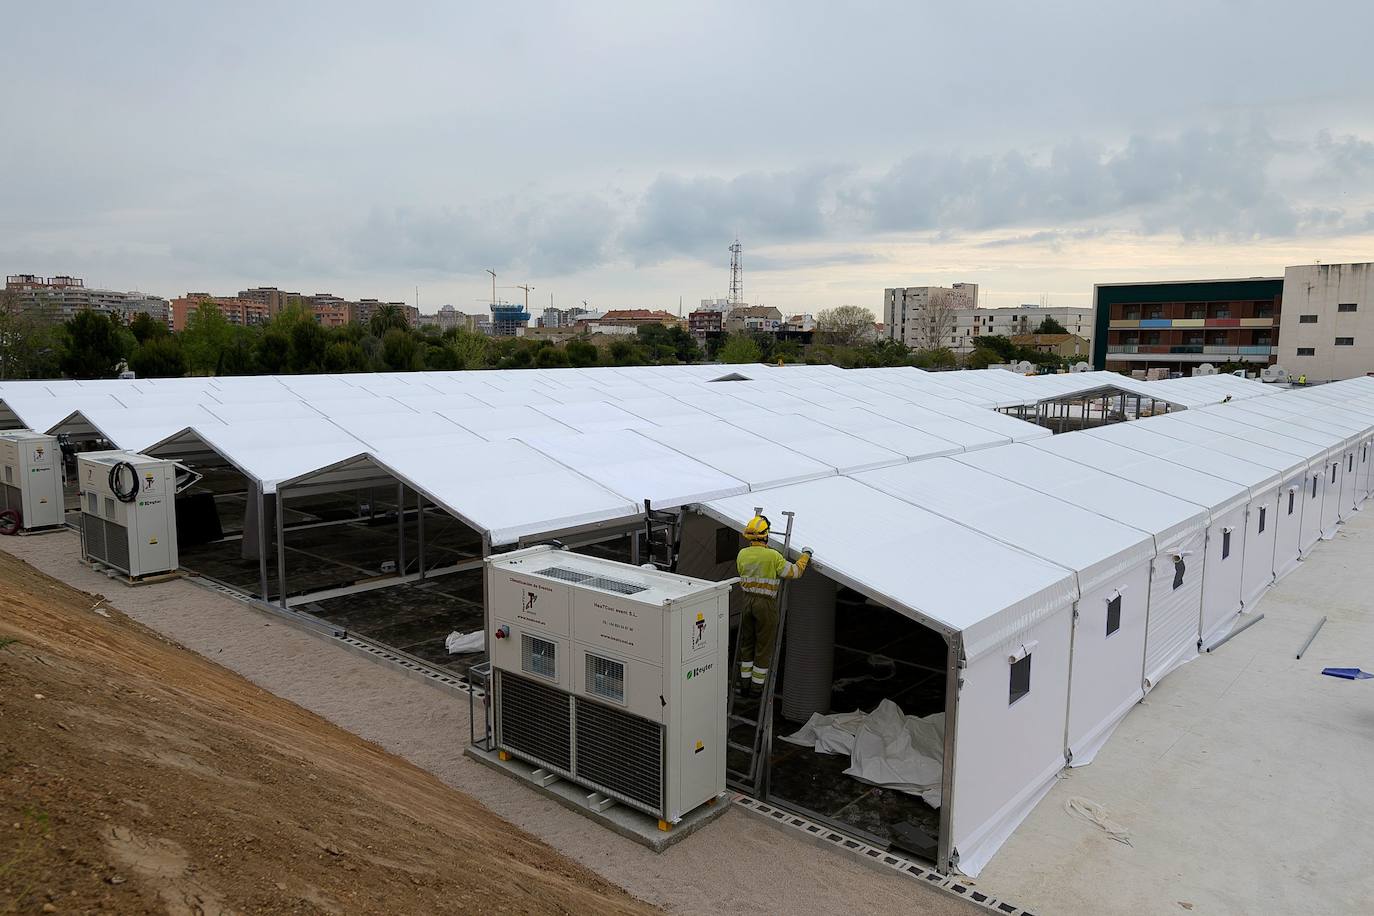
[
  {"xmin": 445, "ymin": 631, "xmax": 484, "ymax": 654},
  {"xmin": 783, "ymin": 699, "xmax": 945, "ymax": 807}
]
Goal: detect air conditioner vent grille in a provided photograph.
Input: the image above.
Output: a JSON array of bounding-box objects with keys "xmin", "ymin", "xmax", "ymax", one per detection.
[
  {"xmin": 496, "ymin": 671, "xmax": 572, "ymax": 774},
  {"xmin": 584, "ymin": 653, "xmax": 625, "ymax": 703},
  {"xmin": 574, "ymin": 697, "xmax": 663, "ymax": 813},
  {"xmin": 534, "ymin": 565, "xmax": 647, "ymax": 596},
  {"xmin": 521, "ymin": 633, "xmax": 558, "ymax": 680}
]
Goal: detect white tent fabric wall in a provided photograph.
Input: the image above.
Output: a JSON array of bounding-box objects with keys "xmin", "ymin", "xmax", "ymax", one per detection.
[
  {"xmin": 955, "ymin": 444, "xmax": 1211, "ymax": 690},
  {"xmin": 700, "ymin": 476, "xmax": 1079, "ymax": 878},
  {"xmin": 852, "ymin": 458, "xmax": 1156, "ymax": 768},
  {"xmin": 1169, "ymin": 410, "xmax": 1338, "ymax": 546},
  {"xmin": 1029, "ymin": 433, "xmax": 1251, "ymax": 645},
  {"xmin": 1225, "ymin": 397, "xmax": 1372, "ymax": 514},
  {"xmin": 1135, "ymin": 414, "xmax": 1314, "ymax": 580},
  {"xmin": 1084, "ymin": 422, "xmax": 1284, "ymax": 609}
]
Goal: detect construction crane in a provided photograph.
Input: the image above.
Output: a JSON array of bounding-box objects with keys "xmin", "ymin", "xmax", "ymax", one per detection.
[{"xmin": 500, "ymin": 284, "xmax": 535, "ymax": 314}]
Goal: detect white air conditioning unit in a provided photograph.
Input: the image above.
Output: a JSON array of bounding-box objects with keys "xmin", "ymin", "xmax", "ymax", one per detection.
[
  {"xmin": 0, "ymin": 430, "xmax": 64, "ymax": 532},
  {"xmin": 1070, "ymin": 361, "xmax": 1091, "ymax": 373},
  {"xmin": 77, "ymin": 451, "xmax": 188, "ymax": 579},
  {"xmin": 1261, "ymin": 365, "xmax": 1289, "ymax": 383},
  {"xmin": 486, "ymin": 545, "xmax": 732, "ymax": 824}
]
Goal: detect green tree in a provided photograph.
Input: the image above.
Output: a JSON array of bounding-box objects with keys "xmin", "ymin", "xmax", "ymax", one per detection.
[
  {"xmin": 1033, "ymin": 316, "xmax": 1068, "ymax": 335},
  {"xmin": 180, "ymin": 303, "xmax": 236, "ymax": 375},
  {"xmin": 368, "ymin": 304, "xmax": 411, "ymax": 337},
  {"xmin": 128, "ymin": 336, "xmax": 186, "ymax": 378},
  {"xmin": 718, "ymin": 333, "xmax": 762, "ymax": 364},
  {"xmin": 534, "ymin": 346, "xmax": 570, "ymax": 368},
  {"xmin": 129, "ymin": 312, "xmax": 169, "ymax": 343},
  {"xmin": 443, "ymin": 327, "xmax": 489, "ymax": 369},
  {"xmin": 59, "ymin": 311, "xmax": 132, "ymax": 379},
  {"xmin": 608, "ymin": 338, "xmax": 647, "ymax": 366},
  {"xmin": 255, "ymin": 329, "xmax": 291, "ymax": 374},
  {"xmin": 0, "ymin": 290, "xmax": 64, "ymax": 379},
  {"xmin": 323, "ymin": 340, "xmax": 369, "ymax": 372},
  {"xmin": 381, "ymin": 327, "xmax": 421, "ymax": 370},
  {"xmin": 636, "ymin": 323, "xmax": 700, "ymax": 363},
  {"xmin": 911, "ymin": 347, "xmax": 957, "ymax": 369},
  {"xmin": 565, "ymin": 339, "xmax": 598, "ymax": 368},
  {"xmin": 288, "ymin": 317, "xmax": 329, "ymax": 373}
]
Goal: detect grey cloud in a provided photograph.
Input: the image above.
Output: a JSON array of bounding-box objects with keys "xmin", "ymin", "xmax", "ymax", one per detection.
[{"xmin": 620, "ymin": 166, "xmax": 845, "ymax": 264}]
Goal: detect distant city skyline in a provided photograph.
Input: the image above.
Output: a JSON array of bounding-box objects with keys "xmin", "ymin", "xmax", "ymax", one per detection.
[{"xmin": 4, "ymin": 2, "xmax": 1373, "ymax": 316}]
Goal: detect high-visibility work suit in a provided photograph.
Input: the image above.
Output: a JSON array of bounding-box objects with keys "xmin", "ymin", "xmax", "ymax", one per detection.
[{"xmin": 736, "ymin": 543, "xmax": 810, "ymax": 688}]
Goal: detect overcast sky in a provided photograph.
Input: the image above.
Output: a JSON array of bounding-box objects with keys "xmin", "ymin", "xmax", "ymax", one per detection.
[{"xmin": 4, "ymin": 1, "xmax": 1374, "ymax": 315}]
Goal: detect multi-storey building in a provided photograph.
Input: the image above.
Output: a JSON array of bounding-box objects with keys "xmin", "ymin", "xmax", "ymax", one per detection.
[
  {"xmin": 1278, "ymin": 262, "xmax": 1374, "ymax": 381},
  {"xmin": 6, "ymin": 274, "xmax": 170, "ymax": 326},
  {"xmin": 171, "ymin": 294, "xmax": 271, "ymax": 330},
  {"xmin": 723, "ymin": 305, "xmax": 783, "ymax": 334},
  {"xmin": 946, "ymin": 305, "xmax": 1094, "ymax": 354},
  {"xmin": 688, "ymin": 306, "xmax": 725, "ymax": 339},
  {"xmin": 1092, "ymin": 278, "xmax": 1282, "ymax": 374},
  {"xmin": 883, "ymin": 283, "xmax": 979, "ymax": 348}
]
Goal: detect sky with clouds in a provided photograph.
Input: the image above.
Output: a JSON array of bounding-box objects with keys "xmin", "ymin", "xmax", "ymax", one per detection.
[{"xmin": 4, "ymin": 1, "xmax": 1374, "ymax": 315}]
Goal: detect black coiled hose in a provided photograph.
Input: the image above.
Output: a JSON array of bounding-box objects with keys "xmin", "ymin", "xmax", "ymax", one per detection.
[{"xmin": 109, "ymin": 461, "xmax": 140, "ymax": 503}]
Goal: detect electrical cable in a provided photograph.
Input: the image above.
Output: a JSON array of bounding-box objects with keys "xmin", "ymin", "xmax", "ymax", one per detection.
[{"xmin": 109, "ymin": 461, "xmax": 140, "ymax": 503}]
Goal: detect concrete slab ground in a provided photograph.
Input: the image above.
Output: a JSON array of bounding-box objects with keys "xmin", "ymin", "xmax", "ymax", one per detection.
[
  {"xmin": 980, "ymin": 510, "xmax": 1374, "ymax": 915},
  {"xmin": 0, "ymin": 530, "xmax": 979, "ymax": 916}
]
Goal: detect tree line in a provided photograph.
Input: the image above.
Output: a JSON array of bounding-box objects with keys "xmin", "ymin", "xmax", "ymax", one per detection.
[{"xmin": 0, "ymin": 295, "xmax": 1083, "ymax": 380}]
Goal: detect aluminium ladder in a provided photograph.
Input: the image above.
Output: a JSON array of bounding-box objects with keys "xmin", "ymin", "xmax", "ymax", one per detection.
[{"xmin": 724, "ymin": 507, "xmax": 796, "ymax": 797}]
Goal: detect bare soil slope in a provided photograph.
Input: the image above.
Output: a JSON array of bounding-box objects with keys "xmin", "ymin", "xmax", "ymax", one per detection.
[{"xmin": 0, "ymin": 552, "xmax": 655, "ymax": 915}]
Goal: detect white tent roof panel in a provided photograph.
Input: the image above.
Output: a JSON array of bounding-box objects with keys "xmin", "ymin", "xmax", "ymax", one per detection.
[
  {"xmin": 702, "ymin": 476, "xmax": 1078, "ymax": 661},
  {"xmin": 638, "ymin": 420, "xmax": 835, "ymax": 490},
  {"xmin": 855, "ymin": 458, "xmax": 1155, "ymax": 597}
]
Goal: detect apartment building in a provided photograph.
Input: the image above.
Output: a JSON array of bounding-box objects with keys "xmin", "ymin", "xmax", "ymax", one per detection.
[
  {"xmin": 946, "ymin": 305, "xmax": 1093, "ymax": 354},
  {"xmin": 5, "ymin": 274, "xmax": 170, "ymax": 325},
  {"xmin": 883, "ymin": 283, "xmax": 979, "ymax": 348},
  {"xmin": 724, "ymin": 305, "xmax": 784, "ymax": 334},
  {"xmin": 1279, "ymin": 262, "xmax": 1374, "ymax": 381},
  {"xmin": 1092, "ymin": 277, "xmax": 1282, "ymax": 373},
  {"xmin": 171, "ymin": 294, "xmax": 271, "ymax": 330}
]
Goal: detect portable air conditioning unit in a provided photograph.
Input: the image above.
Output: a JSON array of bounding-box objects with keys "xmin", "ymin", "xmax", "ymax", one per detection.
[
  {"xmin": 486, "ymin": 545, "xmax": 732, "ymax": 824},
  {"xmin": 77, "ymin": 451, "xmax": 184, "ymax": 579},
  {"xmin": 0, "ymin": 430, "xmax": 64, "ymax": 532}
]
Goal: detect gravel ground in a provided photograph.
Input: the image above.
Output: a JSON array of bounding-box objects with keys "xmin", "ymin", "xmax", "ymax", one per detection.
[{"xmin": 2, "ymin": 530, "xmax": 980, "ymax": 916}]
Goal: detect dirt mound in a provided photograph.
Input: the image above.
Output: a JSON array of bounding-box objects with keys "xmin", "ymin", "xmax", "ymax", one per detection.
[{"xmin": 0, "ymin": 552, "xmax": 655, "ymax": 915}]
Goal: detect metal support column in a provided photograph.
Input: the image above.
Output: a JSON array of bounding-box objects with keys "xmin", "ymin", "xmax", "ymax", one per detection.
[
  {"xmin": 397, "ymin": 482, "xmax": 406, "ymax": 575},
  {"xmin": 275, "ymin": 488, "xmax": 288, "ymax": 609},
  {"xmin": 256, "ymin": 487, "xmax": 269, "ymax": 602},
  {"xmin": 936, "ymin": 632, "xmax": 963, "ymax": 874},
  {"xmin": 417, "ymin": 491, "xmax": 426, "ymax": 580}
]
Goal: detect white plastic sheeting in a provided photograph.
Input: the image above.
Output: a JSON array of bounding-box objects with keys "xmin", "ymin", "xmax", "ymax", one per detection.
[
  {"xmin": 784, "ymin": 701, "xmax": 945, "ymax": 806},
  {"xmin": 639, "ymin": 420, "xmax": 836, "ymax": 489}
]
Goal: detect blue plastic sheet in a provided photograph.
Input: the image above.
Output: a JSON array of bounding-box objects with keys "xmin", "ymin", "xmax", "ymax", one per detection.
[{"xmin": 1321, "ymin": 667, "xmax": 1374, "ymax": 680}]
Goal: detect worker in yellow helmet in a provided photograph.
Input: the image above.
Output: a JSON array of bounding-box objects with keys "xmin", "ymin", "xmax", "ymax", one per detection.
[{"xmin": 736, "ymin": 514, "xmax": 812, "ymax": 697}]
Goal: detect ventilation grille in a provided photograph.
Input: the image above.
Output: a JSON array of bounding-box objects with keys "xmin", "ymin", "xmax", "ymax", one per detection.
[
  {"xmin": 3, "ymin": 465, "xmax": 11, "ymax": 484},
  {"xmin": 574, "ymin": 696, "xmax": 663, "ymax": 813},
  {"xmin": 534, "ymin": 565, "xmax": 647, "ymax": 596},
  {"xmin": 104, "ymin": 519, "xmax": 130, "ymax": 573},
  {"xmin": 496, "ymin": 671, "xmax": 572, "ymax": 774},
  {"xmin": 1, "ymin": 482, "xmax": 20, "ymax": 511},
  {"xmin": 82, "ymin": 512, "xmax": 107, "ymax": 562},
  {"xmin": 584, "ymin": 653, "xmax": 625, "ymax": 703},
  {"xmin": 521, "ymin": 633, "xmax": 558, "ymax": 680}
]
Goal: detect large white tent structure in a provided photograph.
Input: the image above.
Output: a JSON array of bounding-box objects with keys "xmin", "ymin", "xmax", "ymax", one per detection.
[{"xmin": 14, "ymin": 363, "xmax": 1374, "ymax": 879}]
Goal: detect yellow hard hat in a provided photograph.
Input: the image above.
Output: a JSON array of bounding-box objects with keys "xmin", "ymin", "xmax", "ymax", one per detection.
[{"xmin": 744, "ymin": 514, "xmax": 771, "ymax": 542}]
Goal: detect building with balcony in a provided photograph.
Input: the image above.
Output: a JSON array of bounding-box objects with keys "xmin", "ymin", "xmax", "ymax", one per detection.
[
  {"xmin": 723, "ymin": 305, "xmax": 784, "ymax": 334},
  {"xmin": 688, "ymin": 306, "xmax": 724, "ymax": 339},
  {"xmin": 1092, "ymin": 277, "xmax": 1282, "ymax": 374},
  {"xmin": 171, "ymin": 294, "xmax": 271, "ymax": 331},
  {"xmin": 6, "ymin": 274, "xmax": 170, "ymax": 326},
  {"xmin": 1279, "ymin": 262, "xmax": 1374, "ymax": 382}
]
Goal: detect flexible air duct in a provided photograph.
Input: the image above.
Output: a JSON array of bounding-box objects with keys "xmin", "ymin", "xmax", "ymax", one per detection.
[{"xmin": 781, "ymin": 572, "xmax": 837, "ymax": 722}]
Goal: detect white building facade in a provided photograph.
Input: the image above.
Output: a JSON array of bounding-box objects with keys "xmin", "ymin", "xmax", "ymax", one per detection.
[{"xmin": 1280, "ymin": 262, "xmax": 1374, "ymax": 381}]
